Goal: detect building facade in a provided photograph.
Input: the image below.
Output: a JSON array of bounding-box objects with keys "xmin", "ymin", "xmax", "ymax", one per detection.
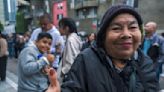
[
  {"xmin": 8, "ymin": 0, "xmax": 17, "ymax": 23},
  {"xmin": 0, "ymin": 0, "xmax": 5, "ymax": 25},
  {"xmin": 0, "ymin": 0, "xmax": 17, "ymax": 25},
  {"xmin": 67, "ymin": 0, "xmax": 112, "ymax": 33},
  {"xmin": 18, "ymin": 0, "xmax": 52, "ymax": 31},
  {"xmin": 53, "ymin": 0, "xmax": 68, "ymax": 27},
  {"xmin": 138, "ymin": 0, "xmax": 164, "ymax": 33},
  {"xmin": 67, "ymin": 0, "xmax": 164, "ymax": 34},
  {"xmin": 4, "ymin": 0, "xmax": 17, "ymax": 24},
  {"xmin": 67, "ymin": 0, "xmax": 129, "ymax": 33}
]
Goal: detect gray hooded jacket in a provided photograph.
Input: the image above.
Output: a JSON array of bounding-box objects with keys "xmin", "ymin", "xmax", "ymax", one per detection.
[{"xmin": 18, "ymin": 42, "xmax": 49, "ymax": 92}]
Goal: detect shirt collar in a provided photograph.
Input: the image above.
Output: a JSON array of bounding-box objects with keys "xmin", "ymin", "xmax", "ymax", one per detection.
[{"xmin": 145, "ymin": 32, "xmax": 157, "ymax": 40}]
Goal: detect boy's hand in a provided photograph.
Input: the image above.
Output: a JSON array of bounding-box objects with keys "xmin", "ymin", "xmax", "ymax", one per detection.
[
  {"xmin": 47, "ymin": 54, "xmax": 55, "ymax": 63},
  {"xmin": 55, "ymin": 43, "xmax": 62, "ymax": 54}
]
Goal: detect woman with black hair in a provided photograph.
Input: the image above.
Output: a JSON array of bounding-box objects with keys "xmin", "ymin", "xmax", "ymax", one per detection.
[{"xmin": 57, "ymin": 18, "xmax": 82, "ymax": 83}]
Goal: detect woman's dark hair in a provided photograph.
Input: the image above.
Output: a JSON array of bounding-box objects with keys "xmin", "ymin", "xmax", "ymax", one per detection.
[
  {"xmin": 37, "ymin": 32, "xmax": 52, "ymax": 41},
  {"xmin": 58, "ymin": 18, "xmax": 77, "ymax": 33}
]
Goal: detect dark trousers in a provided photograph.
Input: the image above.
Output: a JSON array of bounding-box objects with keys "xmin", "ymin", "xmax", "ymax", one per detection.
[
  {"xmin": 156, "ymin": 62, "xmax": 163, "ymax": 80},
  {"xmin": 0, "ymin": 55, "xmax": 8, "ymax": 80},
  {"xmin": 14, "ymin": 47, "xmax": 19, "ymax": 58}
]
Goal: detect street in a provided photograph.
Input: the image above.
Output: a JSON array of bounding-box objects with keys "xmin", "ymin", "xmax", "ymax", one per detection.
[
  {"xmin": 0, "ymin": 58, "xmax": 18, "ymax": 92},
  {"xmin": 0, "ymin": 58, "xmax": 164, "ymax": 92}
]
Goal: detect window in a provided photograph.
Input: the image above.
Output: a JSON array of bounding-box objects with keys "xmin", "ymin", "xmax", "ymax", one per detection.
[
  {"xmin": 57, "ymin": 14, "xmax": 63, "ymax": 20},
  {"xmin": 76, "ymin": 7, "xmax": 97, "ymax": 19},
  {"xmin": 70, "ymin": 0, "xmax": 75, "ymax": 9},
  {"xmin": 126, "ymin": 0, "xmax": 138, "ymax": 8},
  {"xmin": 58, "ymin": 3, "xmax": 63, "ymax": 9},
  {"xmin": 99, "ymin": 0, "xmax": 106, "ymax": 3},
  {"xmin": 133, "ymin": 0, "xmax": 138, "ymax": 8},
  {"xmin": 77, "ymin": 10, "xmax": 85, "ymax": 19},
  {"xmin": 87, "ymin": 7, "xmax": 97, "ymax": 18}
]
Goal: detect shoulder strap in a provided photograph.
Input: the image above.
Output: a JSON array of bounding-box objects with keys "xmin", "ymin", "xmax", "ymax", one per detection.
[{"xmin": 129, "ymin": 69, "xmax": 136, "ymax": 92}]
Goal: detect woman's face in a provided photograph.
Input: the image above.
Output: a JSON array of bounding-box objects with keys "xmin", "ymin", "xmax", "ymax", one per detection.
[
  {"xmin": 59, "ymin": 25, "xmax": 69, "ymax": 36},
  {"xmin": 59, "ymin": 26, "xmax": 66, "ymax": 36},
  {"xmin": 105, "ymin": 13, "xmax": 141, "ymax": 59},
  {"xmin": 88, "ymin": 33, "xmax": 95, "ymax": 41}
]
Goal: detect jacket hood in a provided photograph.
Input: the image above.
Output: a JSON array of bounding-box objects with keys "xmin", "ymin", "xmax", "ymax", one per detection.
[{"xmin": 96, "ymin": 5, "xmax": 143, "ymax": 48}]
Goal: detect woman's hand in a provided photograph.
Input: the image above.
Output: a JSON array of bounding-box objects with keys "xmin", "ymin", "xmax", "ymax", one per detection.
[{"xmin": 46, "ymin": 68, "xmax": 61, "ymax": 92}]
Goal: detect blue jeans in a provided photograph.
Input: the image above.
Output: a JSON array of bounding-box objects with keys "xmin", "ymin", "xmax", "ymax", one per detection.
[{"xmin": 156, "ymin": 62, "xmax": 163, "ymax": 80}]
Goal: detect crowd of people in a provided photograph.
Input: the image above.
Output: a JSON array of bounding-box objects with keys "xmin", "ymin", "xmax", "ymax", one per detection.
[{"xmin": 0, "ymin": 4, "xmax": 164, "ymax": 92}]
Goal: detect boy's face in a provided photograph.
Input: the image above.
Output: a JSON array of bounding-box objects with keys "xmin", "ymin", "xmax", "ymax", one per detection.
[{"xmin": 35, "ymin": 37, "xmax": 52, "ymax": 53}]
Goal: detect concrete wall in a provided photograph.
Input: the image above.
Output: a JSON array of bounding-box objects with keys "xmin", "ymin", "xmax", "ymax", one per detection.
[
  {"xmin": 138, "ymin": 0, "xmax": 164, "ymax": 32},
  {"xmin": 68, "ymin": 0, "xmax": 112, "ymax": 33},
  {"xmin": 68, "ymin": 0, "xmax": 164, "ymax": 34},
  {"xmin": 0, "ymin": 0, "xmax": 5, "ymax": 25}
]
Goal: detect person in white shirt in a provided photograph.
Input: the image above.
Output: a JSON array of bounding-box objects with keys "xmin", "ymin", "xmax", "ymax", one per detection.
[{"xmin": 29, "ymin": 13, "xmax": 64, "ymax": 69}]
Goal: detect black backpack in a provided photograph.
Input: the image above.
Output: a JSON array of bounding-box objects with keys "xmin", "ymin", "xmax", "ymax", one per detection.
[{"xmin": 147, "ymin": 44, "xmax": 160, "ymax": 62}]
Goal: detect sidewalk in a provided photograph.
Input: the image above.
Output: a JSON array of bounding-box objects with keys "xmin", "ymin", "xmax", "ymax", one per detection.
[
  {"xmin": 160, "ymin": 73, "xmax": 164, "ymax": 90},
  {"xmin": 0, "ymin": 71, "xmax": 17, "ymax": 92}
]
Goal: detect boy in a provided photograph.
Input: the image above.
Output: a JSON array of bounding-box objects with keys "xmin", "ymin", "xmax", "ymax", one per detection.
[{"xmin": 18, "ymin": 32, "xmax": 55, "ymax": 92}]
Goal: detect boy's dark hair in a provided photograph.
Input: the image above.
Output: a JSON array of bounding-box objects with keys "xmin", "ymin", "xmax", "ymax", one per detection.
[
  {"xmin": 58, "ymin": 18, "xmax": 77, "ymax": 33},
  {"xmin": 37, "ymin": 32, "xmax": 52, "ymax": 41}
]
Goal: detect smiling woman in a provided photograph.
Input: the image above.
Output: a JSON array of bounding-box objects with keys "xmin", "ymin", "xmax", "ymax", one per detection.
[
  {"xmin": 105, "ymin": 13, "xmax": 141, "ymax": 61},
  {"xmin": 46, "ymin": 5, "xmax": 159, "ymax": 92}
]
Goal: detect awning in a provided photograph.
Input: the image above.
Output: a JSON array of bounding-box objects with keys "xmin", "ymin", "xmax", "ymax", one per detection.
[{"xmin": 18, "ymin": 0, "xmax": 30, "ymax": 6}]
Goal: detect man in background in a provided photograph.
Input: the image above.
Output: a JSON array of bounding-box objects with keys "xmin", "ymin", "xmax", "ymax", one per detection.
[{"xmin": 141, "ymin": 21, "xmax": 164, "ymax": 80}]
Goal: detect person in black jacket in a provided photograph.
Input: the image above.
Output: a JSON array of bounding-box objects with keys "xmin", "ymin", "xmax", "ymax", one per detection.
[
  {"xmin": 46, "ymin": 5, "xmax": 159, "ymax": 92},
  {"xmin": 81, "ymin": 33, "xmax": 96, "ymax": 51}
]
